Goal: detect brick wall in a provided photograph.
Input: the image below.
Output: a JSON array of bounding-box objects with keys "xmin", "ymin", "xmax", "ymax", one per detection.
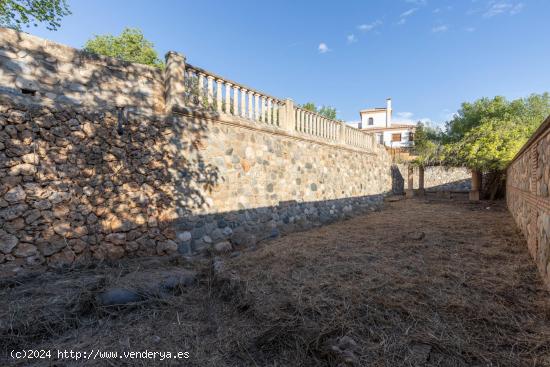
[{"xmin": 506, "ymin": 116, "xmax": 550, "ymax": 288}]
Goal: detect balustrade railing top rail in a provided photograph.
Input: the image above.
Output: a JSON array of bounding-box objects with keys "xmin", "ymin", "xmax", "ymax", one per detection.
[
  {"xmin": 164, "ymin": 51, "xmax": 378, "ymax": 152},
  {"xmin": 186, "ymin": 63, "xmax": 281, "ymax": 102}
]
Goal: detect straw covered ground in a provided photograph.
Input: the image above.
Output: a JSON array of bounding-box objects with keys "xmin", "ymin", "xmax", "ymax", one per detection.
[{"xmin": 1, "ymin": 195, "xmax": 549, "ymax": 366}]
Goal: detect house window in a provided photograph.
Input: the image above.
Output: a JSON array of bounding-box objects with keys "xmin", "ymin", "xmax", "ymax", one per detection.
[
  {"xmin": 378, "ymin": 134, "xmax": 383, "ymax": 144},
  {"xmin": 368, "ymin": 117, "xmax": 374, "ymax": 125},
  {"xmin": 409, "ymin": 132, "xmax": 414, "ymax": 141},
  {"xmin": 391, "ymin": 133, "xmax": 402, "ymax": 142}
]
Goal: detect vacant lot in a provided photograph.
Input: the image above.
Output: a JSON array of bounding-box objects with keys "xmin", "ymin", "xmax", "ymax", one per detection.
[{"xmin": 2, "ymin": 195, "xmax": 549, "ymax": 366}]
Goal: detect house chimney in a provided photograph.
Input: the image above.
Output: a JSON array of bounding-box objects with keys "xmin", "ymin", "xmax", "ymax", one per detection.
[{"xmin": 386, "ymin": 98, "xmax": 392, "ymax": 128}]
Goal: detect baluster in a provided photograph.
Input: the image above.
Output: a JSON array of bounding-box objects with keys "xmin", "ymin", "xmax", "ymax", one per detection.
[
  {"xmin": 313, "ymin": 115, "xmax": 318, "ymax": 136},
  {"xmin": 247, "ymin": 90, "xmax": 254, "ymax": 119},
  {"xmin": 233, "ymin": 85, "xmax": 239, "ymax": 116},
  {"xmin": 315, "ymin": 116, "xmax": 318, "ymax": 136},
  {"xmin": 254, "ymin": 93, "xmax": 260, "ymax": 121},
  {"xmin": 299, "ymin": 109, "xmax": 303, "ymax": 131},
  {"xmin": 260, "ymin": 96, "xmax": 266, "ymax": 122},
  {"xmin": 198, "ymin": 73, "xmax": 205, "ymax": 104},
  {"xmin": 216, "ymin": 79, "xmax": 223, "ymax": 113},
  {"xmin": 224, "ymin": 82, "xmax": 232, "ymax": 114},
  {"xmin": 207, "ymin": 76, "xmax": 214, "ymax": 106},
  {"xmin": 240, "ymin": 88, "xmax": 247, "ymax": 118},
  {"xmin": 267, "ymin": 98, "xmax": 272, "ymax": 124}
]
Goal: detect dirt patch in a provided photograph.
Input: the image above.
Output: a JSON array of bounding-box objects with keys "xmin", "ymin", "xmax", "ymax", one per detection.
[{"xmin": 1, "ymin": 195, "xmax": 549, "ymax": 366}]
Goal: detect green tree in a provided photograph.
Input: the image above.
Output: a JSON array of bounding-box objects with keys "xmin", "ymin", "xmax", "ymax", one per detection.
[
  {"xmin": 300, "ymin": 102, "xmax": 338, "ymax": 120},
  {"xmin": 318, "ymin": 105, "xmax": 337, "ymax": 120},
  {"xmin": 84, "ymin": 28, "xmax": 164, "ymax": 68},
  {"xmin": 301, "ymin": 102, "xmax": 316, "ymax": 112},
  {"xmin": 413, "ymin": 122, "xmax": 444, "ymax": 166},
  {"xmin": 0, "ymin": 0, "xmax": 70, "ymax": 30},
  {"xmin": 443, "ymin": 93, "xmax": 549, "ymax": 170}
]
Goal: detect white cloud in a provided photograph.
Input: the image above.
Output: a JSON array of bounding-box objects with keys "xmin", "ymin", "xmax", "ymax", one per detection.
[
  {"xmin": 396, "ymin": 112, "xmax": 414, "ymax": 120},
  {"xmin": 441, "ymin": 109, "xmax": 457, "ymax": 122},
  {"xmin": 318, "ymin": 43, "xmax": 330, "ymax": 53},
  {"xmin": 357, "ymin": 20, "xmax": 382, "ymax": 32},
  {"xmin": 394, "ymin": 111, "xmax": 432, "ymax": 125},
  {"xmin": 400, "ymin": 8, "xmax": 417, "ymax": 17},
  {"xmin": 510, "ymin": 2, "xmax": 524, "ymax": 14},
  {"xmin": 397, "ymin": 8, "xmax": 417, "ymax": 25},
  {"xmin": 432, "ymin": 25, "xmax": 449, "ymax": 33},
  {"xmin": 346, "ymin": 34, "xmax": 357, "ymax": 44},
  {"xmin": 465, "ymin": 26, "xmax": 476, "ymax": 32},
  {"xmin": 484, "ymin": 1, "xmax": 524, "ymax": 17}
]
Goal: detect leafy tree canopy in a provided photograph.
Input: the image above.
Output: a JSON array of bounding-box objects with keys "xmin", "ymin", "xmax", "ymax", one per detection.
[
  {"xmin": 300, "ymin": 102, "xmax": 338, "ymax": 120},
  {"xmin": 84, "ymin": 28, "xmax": 164, "ymax": 68},
  {"xmin": 415, "ymin": 93, "xmax": 550, "ymax": 171},
  {"xmin": 0, "ymin": 0, "xmax": 70, "ymax": 30},
  {"xmin": 413, "ymin": 122, "xmax": 444, "ymax": 166}
]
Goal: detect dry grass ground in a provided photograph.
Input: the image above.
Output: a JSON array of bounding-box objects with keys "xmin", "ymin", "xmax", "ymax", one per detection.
[{"xmin": 1, "ymin": 194, "xmax": 549, "ymax": 366}]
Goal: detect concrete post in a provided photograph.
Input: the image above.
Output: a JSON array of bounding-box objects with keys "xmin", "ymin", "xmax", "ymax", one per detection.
[
  {"xmin": 280, "ymin": 98, "xmax": 295, "ymax": 132},
  {"xmin": 418, "ymin": 166, "xmax": 425, "ymax": 196},
  {"xmin": 164, "ymin": 51, "xmax": 186, "ymax": 113},
  {"xmin": 469, "ymin": 169, "xmax": 482, "ymax": 201},
  {"xmin": 406, "ymin": 165, "xmax": 415, "ymax": 198}
]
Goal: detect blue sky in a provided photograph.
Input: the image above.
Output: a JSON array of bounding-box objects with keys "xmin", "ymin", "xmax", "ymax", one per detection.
[{"xmin": 28, "ymin": 0, "xmax": 550, "ymax": 125}]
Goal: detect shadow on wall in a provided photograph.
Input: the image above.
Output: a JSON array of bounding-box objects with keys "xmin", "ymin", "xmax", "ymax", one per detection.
[
  {"xmin": 0, "ymin": 29, "xmax": 162, "ymax": 113},
  {"xmin": 426, "ymin": 179, "xmax": 471, "ymax": 192},
  {"xmin": 389, "ymin": 164, "xmax": 474, "ymax": 196},
  {"xmin": 0, "ymin": 90, "xmax": 219, "ymax": 270},
  {"xmin": 391, "ymin": 165, "xmax": 405, "ymax": 195},
  {"xmin": 0, "ymin": 91, "xmax": 391, "ymax": 272}
]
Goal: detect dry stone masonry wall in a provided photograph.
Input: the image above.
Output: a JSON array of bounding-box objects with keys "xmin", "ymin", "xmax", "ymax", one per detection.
[
  {"xmin": 392, "ymin": 164, "xmax": 471, "ymax": 195},
  {"xmin": 0, "ymin": 28, "xmax": 396, "ymax": 275},
  {"xmin": 0, "ymin": 92, "xmax": 392, "ymax": 275},
  {"xmin": 507, "ymin": 116, "xmax": 550, "ymax": 288},
  {"xmin": 0, "ymin": 28, "xmax": 164, "ymax": 114}
]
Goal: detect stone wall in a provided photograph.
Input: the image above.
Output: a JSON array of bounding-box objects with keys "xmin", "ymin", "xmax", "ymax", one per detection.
[
  {"xmin": 392, "ymin": 164, "xmax": 471, "ymax": 194},
  {"xmin": 0, "ymin": 91, "xmax": 393, "ymax": 275},
  {"xmin": 0, "ymin": 27, "xmax": 164, "ymax": 114},
  {"xmin": 506, "ymin": 116, "xmax": 550, "ymax": 288}
]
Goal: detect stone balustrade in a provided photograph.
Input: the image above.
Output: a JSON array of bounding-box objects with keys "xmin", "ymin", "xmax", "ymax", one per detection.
[
  {"xmin": 343, "ymin": 125, "xmax": 375, "ymax": 150},
  {"xmin": 294, "ymin": 107, "xmax": 341, "ymax": 142},
  {"xmin": 183, "ymin": 63, "xmax": 284, "ymax": 127},
  {"xmin": 165, "ymin": 52, "xmax": 378, "ymax": 153},
  {"xmin": 0, "ymin": 28, "xmax": 379, "ymax": 156}
]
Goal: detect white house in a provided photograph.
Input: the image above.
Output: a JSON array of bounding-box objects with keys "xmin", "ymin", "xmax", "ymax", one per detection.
[{"xmin": 352, "ymin": 98, "xmax": 416, "ymax": 149}]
